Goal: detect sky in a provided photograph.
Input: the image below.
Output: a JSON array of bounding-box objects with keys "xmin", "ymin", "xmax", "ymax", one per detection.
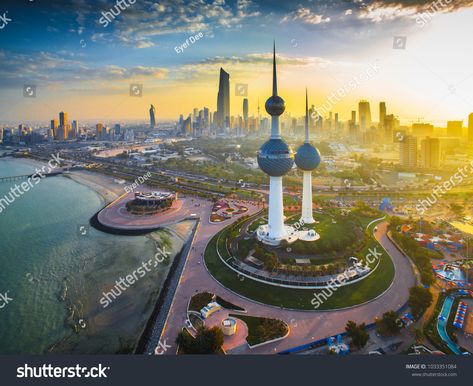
[{"xmin": 0, "ymin": 0, "xmax": 473, "ymax": 126}]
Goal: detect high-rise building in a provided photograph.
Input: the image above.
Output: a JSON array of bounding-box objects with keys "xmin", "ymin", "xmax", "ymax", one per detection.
[
  {"xmin": 72, "ymin": 120, "xmax": 78, "ymax": 138},
  {"xmin": 243, "ymin": 98, "xmax": 249, "ymax": 131},
  {"xmin": 50, "ymin": 119, "xmax": 58, "ymax": 140},
  {"xmin": 256, "ymin": 43, "xmax": 295, "ymax": 245},
  {"xmin": 124, "ymin": 127, "xmax": 134, "ymax": 142},
  {"xmin": 358, "ymin": 100, "xmax": 371, "ymax": 132},
  {"xmin": 203, "ymin": 107, "xmax": 210, "ymax": 132},
  {"xmin": 384, "ymin": 114, "xmax": 399, "ymax": 143},
  {"xmin": 400, "ymin": 135, "xmax": 418, "ymax": 168},
  {"xmin": 349, "ymin": 110, "xmax": 358, "ymax": 141},
  {"xmin": 59, "ymin": 111, "xmax": 68, "ymax": 128},
  {"xmin": 295, "ymin": 89, "xmax": 321, "ymax": 225},
  {"xmin": 469, "ymin": 113, "xmax": 473, "ymax": 143},
  {"xmin": 216, "ymin": 68, "xmax": 230, "ymax": 129},
  {"xmin": 96, "ymin": 123, "xmax": 104, "ymax": 140},
  {"xmin": 412, "ymin": 123, "xmax": 434, "ymax": 139},
  {"xmin": 447, "ymin": 120, "xmax": 463, "ymax": 138},
  {"xmin": 149, "ymin": 104, "xmax": 156, "ymax": 128},
  {"xmin": 379, "ymin": 102, "xmax": 386, "ymax": 129},
  {"xmin": 421, "ymin": 137, "xmax": 440, "ymax": 168}
]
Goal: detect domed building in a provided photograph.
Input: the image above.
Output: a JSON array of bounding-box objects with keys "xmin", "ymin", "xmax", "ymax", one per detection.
[
  {"xmin": 256, "ymin": 43, "xmax": 298, "ymax": 245},
  {"xmin": 294, "ymin": 90, "xmax": 321, "ymax": 224}
]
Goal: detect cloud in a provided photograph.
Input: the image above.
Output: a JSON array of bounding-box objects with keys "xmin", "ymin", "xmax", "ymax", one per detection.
[
  {"xmin": 0, "ymin": 50, "xmax": 168, "ymax": 88},
  {"xmin": 94, "ymin": 0, "xmax": 261, "ymax": 48},
  {"xmin": 282, "ymin": 6, "xmax": 331, "ymax": 24},
  {"xmin": 357, "ymin": 0, "xmax": 473, "ymax": 23}
]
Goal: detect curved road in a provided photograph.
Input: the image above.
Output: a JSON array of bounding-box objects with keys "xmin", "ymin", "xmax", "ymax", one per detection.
[{"xmin": 159, "ymin": 210, "xmax": 416, "ymax": 355}]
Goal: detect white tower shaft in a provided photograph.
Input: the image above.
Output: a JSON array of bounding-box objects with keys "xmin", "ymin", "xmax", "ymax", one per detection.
[
  {"xmin": 268, "ymin": 176, "xmax": 286, "ymax": 239},
  {"xmin": 301, "ymin": 171, "xmax": 315, "ymax": 224}
]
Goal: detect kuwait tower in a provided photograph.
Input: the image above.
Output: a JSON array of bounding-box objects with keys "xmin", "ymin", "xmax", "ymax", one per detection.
[
  {"xmin": 295, "ymin": 89, "xmax": 321, "ymax": 224},
  {"xmin": 256, "ymin": 43, "xmax": 297, "ymax": 246}
]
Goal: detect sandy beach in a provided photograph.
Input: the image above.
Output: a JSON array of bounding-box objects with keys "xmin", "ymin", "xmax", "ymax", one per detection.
[
  {"xmin": 66, "ymin": 170, "xmax": 124, "ymax": 204},
  {"xmin": 10, "ymin": 156, "xmax": 124, "ymax": 205}
]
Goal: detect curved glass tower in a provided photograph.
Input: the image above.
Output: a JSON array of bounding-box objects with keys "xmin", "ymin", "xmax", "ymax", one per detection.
[
  {"xmin": 294, "ymin": 89, "xmax": 321, "ymax": 224},
  {"xmin": 257, "ymin": 43, "xmax": 295, "ymax": 244}
]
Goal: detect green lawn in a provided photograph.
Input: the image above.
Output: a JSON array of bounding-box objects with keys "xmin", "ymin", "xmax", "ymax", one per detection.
[
  {"xmin": 204, "ymin": 216, "xmax": 394, "ymax": 310},
  {"xmin": 228, "ymin": 314, "xmax": 288, "ymax": 346},
  {"xmin": 188, "ymin": 292, "xmax": 245, "ymax": 312}
]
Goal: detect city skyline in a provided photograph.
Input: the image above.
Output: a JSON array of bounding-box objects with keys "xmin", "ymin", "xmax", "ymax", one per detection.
[{"xmin": 0, "ymin": 1, "xmax": 473, "ymax": 124}]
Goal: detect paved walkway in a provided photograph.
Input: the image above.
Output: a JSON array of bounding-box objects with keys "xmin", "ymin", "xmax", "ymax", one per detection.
[{"xmin": 159, "ymin": 218, "xmax": 416, "ymax": 355}]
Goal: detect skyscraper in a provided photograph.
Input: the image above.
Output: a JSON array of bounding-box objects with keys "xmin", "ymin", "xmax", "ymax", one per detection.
[
  {"xmin": 59, "ymin": 111, "xmax": 68, "ymax": 128},
  {"xmin": 50, "ymin": 119, "xmax": 58, "ymax": 140},
  {"xmin": 349, "ymin": 110, "xmax": 357, "ymax": 141},
  {"xmin": 384, "ymin": 114, "xmax": 399, "ymax": 143},
  {"xmin": 96, "ymin": 123, "xmax": 104, "ymax": 140},
  {"xmin": 149, "ymin": 104, "xmax": 156, "ymax": 128},
  {"xmin": 400, "ymin": 135, "xmax": 418, "ymax": 168},
  {"xmin": 421, "ymin": 137, "xmax": 440, "ymax": 168},
  {"xmin": 72, "ymin": 120, "xmax": 78, "ymax": 138},
  {"xmin": 256, "ymin": 43, "xmax": 295, "ymax": 245},
  {"xmin": 447, "ymin": 120, "xmax": 463, "ymax": 138},
  {"xmin": 469, "ymin": 113, "xmax": 473, "ymax": 143},
  {"xmin": 412, "ymin": 123, "xmax": 434, "ymax": 139},
  {"xmin": 295, "ymin": 89, "xmax": 321, "ymax": 224},
  {"xmin": 379, "ymin": 102, "xmax": 386, "ymax": 129},
  {"xmin": 243, "ymin": 98, "xmax": 248, "ymax": 131},
  {"xmin": 216, "ymin": 68, "xmax": 230, "ymax": 130},
  {"xmin": 358, "ymin": 100, "xmax": 371, "ymax": 132},
  {"xmin": 59, "ymin": 111, "xmax": 68, "ymax": 140}
]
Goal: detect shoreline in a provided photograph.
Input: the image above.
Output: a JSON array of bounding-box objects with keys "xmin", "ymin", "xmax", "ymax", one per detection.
[{"xmin": 2, "ymin": 156, "xmax": 122, "ymax": 205}]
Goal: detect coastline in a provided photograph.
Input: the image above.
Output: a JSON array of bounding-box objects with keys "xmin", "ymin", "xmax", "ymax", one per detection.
[
  {"xmin": 3, "ymin": 156, "xmax": 122, "ymax": 205},
  {"xmin": 66, "ymin": 170, "xmax": 122, "ymax": 204}
]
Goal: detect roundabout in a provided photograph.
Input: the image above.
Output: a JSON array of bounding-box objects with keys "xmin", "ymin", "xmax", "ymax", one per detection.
[{"xmin": 204, "ymin": 208, "xmax": 396, "ymax": 310}]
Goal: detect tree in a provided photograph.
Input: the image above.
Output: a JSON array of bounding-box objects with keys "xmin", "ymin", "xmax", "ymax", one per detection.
[
  {"xmin": 176, "ymin": 326, "xmax": 224, "ymax": 354},
  {"xmin": 450, "ymin": 203, "xmax": 464, "ymax": 217},
  {"xmin": 345, "ymin": 320, "xmax": 369, "ymax": 350},
  {"xmin": 408, "ymin": 286, "xmax": 433, "ymax": 320},
  {"xmin": 413, "ymin": 327, "xmax": 424, "ymax": 343},
  {"xmin": 376, "ymin": 311, "xmax": 402, "ymax": 336}
]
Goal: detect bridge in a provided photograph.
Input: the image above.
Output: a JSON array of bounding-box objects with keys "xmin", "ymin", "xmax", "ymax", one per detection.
[{"xmin": 0, "ymin": 171, "xmax": 62, "ymax": 183}]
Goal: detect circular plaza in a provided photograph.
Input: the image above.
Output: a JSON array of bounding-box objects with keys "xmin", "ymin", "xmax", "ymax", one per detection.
[{"xmin": 204, "ymin": 206, "xmax": 396, "ymax": 310}]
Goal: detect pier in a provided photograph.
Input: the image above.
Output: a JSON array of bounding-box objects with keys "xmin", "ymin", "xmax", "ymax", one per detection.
[{"xmin": 0, "ymin": 171, "xmax": 62, "ymax": 183}]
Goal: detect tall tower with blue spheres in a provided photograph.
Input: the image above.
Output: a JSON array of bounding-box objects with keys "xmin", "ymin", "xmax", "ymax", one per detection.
[
  {"xmin": 294, "ymin": 89, "xmax": 321, "ymax": 224},
  {"xmin": 256, "ymin": 42, "xmax": 295, "ymax": 244}
]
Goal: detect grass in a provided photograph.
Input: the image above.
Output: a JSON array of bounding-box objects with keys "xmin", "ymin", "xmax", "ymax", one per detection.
[
  {"xmin": 204, "ymin": 215, "xmax": 395, "ymax": 310},
  {"xmin": 188, "ymin": 292, "xmax": 245, "ymax": 312},
  {"xmin": 228, "ymin": 314, "xmax": 288, "ymax": 346}
]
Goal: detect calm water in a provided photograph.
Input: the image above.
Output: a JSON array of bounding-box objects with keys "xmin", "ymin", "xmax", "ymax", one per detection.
[{"xmin": 0, "ymin": 158, "xmax": 192, "ymax": 354}]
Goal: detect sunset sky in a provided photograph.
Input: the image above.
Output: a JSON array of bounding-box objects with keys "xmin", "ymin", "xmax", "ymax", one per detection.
[{"xmin": 1, "ymin": 0, "xmax": 473, "ymax": 126}]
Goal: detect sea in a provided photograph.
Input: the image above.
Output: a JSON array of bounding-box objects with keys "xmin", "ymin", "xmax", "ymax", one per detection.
[{"xmin": 0, "ymin": 157, "xmax": 192, "ymax": 354}]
